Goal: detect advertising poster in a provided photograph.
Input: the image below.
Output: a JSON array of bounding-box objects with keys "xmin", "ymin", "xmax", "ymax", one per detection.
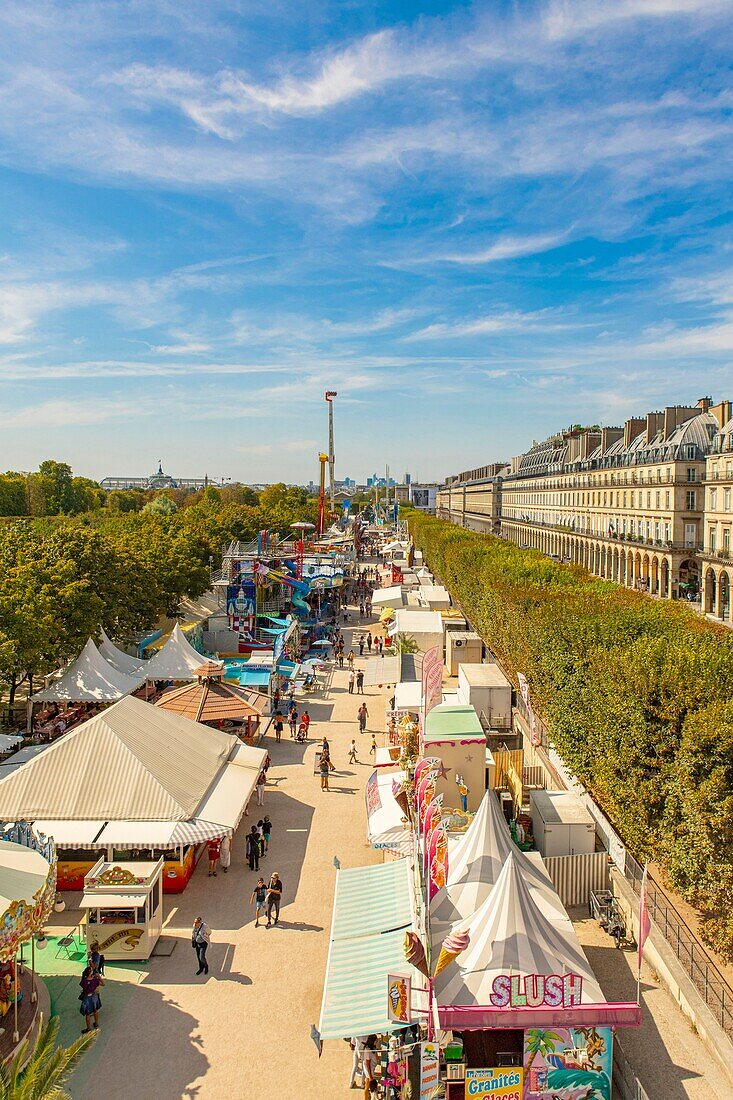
[
  {"xmin": 386, "ymin": 973, "xmax": 412, "ymax": 1024},
  {"xmin": 523, "ymin": 1027, "xmax": 612, "ymax": 1100},
  {"xmin": 365, "ymin": 770, "xmax": 383, "ymax": 816},
  {"xmin": 465, "ymin": 1068, "xmax": 523, "ymax": 1099},
  {"xmin": 419, "ymin": 1041, "xmax": 440, "ymax": 1100}
]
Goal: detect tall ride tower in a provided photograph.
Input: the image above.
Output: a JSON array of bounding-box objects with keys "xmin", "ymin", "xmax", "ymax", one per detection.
[{"xmin": 325, "ymin": 390, "xmax": 337, "ymax": 514}]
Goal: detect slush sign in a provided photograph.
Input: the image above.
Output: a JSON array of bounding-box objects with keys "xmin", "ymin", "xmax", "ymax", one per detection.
[
  {"xmin": 489, "ymin": 972, "xmax": 583, "ymax": 1008},
  {"xmin": 465, "ymin": 1068, "xmax": 523, "ymax": 1098}
]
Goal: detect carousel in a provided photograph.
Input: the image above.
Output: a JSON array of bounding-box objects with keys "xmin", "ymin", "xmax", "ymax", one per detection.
[{"xmin": 0, "ymin": 822, "xmax": 56, "ymax": 1053}]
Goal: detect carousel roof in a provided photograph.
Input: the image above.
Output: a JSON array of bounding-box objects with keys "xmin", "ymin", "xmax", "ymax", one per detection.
[
  {"xmin": 0, "ymin": 840, "xmax": 51, "ymax": 915},
  {"xmin": 156, "ymin": 675, "xmax": 267, "ymax": 724}
]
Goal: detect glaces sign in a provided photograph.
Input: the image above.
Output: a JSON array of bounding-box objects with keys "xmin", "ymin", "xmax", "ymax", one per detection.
[{"xmin": 489, "ymin": 973, "xmax": 583, "ymax": 1009}]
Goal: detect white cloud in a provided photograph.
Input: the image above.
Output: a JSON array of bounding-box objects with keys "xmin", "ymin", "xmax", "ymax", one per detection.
[{"xmin": 433, "ymin": 233, "xmax": 569, "ymax": 265}]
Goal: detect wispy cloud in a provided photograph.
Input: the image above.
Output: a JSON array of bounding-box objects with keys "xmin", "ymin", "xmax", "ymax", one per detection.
[{"xmin": 432, "ymin": 233, "xmax": 569, "ymax": 266}]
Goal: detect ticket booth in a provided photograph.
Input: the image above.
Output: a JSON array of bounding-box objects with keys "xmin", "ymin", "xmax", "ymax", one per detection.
[{"xmin": 80, "ymin": 857, "xmax": 164, "ymax": 960}]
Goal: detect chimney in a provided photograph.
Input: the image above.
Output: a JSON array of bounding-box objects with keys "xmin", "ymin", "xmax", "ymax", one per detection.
[
  {"xmin": 600, "ymin": 426, "xmax": 623, "ymax": 453},
  {"xmin": 697, "ymin": 396, "xmax": 712, "ymax": 412},
  {"xmin": 709, "ymin": 399, "xmax": 732, "ymax": 429},
  {"xmin": 645, "ymin": 411, "xmax": 664, "ymax": 443},
  {"xmin": 624, "ymin": 417, "xmax": 645, "ymax": 448},
  {"xmin": 663, "ymin": 405, "xmax": 697, "ymax": 440}
]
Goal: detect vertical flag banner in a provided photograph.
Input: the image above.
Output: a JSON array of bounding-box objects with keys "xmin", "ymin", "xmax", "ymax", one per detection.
[
  {"xmin": 421, "ymin": 645, "xmax": 444, "ymax": 718},
  {"xmin": 418, "ymin": 775, "xmax": 438, "ymax": 828},
  {"xmin": 413, "ymin": 758, "xmax": 440, "ymax": 794},
  {"xmin": 428, "ymin": 822, "xmax": 449, "ymax": 900}
]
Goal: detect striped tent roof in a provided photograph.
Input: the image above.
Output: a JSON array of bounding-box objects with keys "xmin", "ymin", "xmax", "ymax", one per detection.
[
  {"xmin": 319, "ymin": 859, "xmax": 423, "ymax": 1039},
  {"xmin": 431, "ymin": 791, "xmax": 567, "ymax": 931},
  {"xmin": 0, "ymin": 696, "xmax": 236, "ymax": 821},
  {"xmin": 436, "ymin": 851, "xmax": 604, "ymax": 1006}
]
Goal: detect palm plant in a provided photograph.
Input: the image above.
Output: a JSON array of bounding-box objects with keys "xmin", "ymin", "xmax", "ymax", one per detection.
[
  {"xmin": 524, "ymin": 1028, "xmax": 563, "ymax": 1074},
  {"xmin": 0, "ymin": 1014, "xmax": 95, "ymax": 1099}
]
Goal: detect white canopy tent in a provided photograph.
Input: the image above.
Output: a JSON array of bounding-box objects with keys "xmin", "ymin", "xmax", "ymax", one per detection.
[
  {"xmin": 142, "ymin": 623, "xmax": 221, "ymax": 682},
  {"xmin": 435, "ymin": 850, "xmax": 604, "ymax": 1006},
  {"xmin": 366, "ymin": 769, "xmax": 411, "ymax": 855},
  {"xmin": 32, "ymin": 639, "xmax": 144, "ymax": 703},
  {"xmin": 98, "ymin": 628, "xmax": 144, "ymax": 676},
  {"xmin": 431, "ymin": 791, "xmax": 567, "ymax": 929},
  {"xmin": 0, "ymin": 697, "xmax": 266, "ymax": 846}
]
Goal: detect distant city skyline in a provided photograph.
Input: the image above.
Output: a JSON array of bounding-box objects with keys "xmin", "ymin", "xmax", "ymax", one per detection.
[{"xmin": 2, "ymin": 1, "xmax": 733, "ymax": 482}]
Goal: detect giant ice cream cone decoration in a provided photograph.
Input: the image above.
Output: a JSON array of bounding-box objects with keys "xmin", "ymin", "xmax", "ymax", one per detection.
[
  {"xmin": 433, "ymin": 928, "xmax": 470, "ymax": 977},
  {"xmin": 403, "ymin": 931, "xmax": 429, "ymax": 978}
]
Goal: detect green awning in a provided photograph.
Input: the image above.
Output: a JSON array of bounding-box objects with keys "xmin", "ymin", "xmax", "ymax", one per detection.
[
  {"xmin": 423, "ymin": 704, "xmax": 484, "ymax": 743},
  {"xmin": 319, "ymin": 859, "xmax": 423, "ymax": 1040}
]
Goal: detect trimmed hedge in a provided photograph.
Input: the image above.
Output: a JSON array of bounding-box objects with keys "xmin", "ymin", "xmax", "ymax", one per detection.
[{"xmin": 408, "ymin": 513, "xmax": 733, "ymax": 959}]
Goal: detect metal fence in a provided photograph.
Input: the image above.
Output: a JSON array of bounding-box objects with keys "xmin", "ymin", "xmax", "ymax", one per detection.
[
  {"xmin": 623, "ymin": 852, "xmax": 733, "ymax": 1037},
  {"xmin": 544, "ymin": 852, "xmax": 610, "ymax": 908}
]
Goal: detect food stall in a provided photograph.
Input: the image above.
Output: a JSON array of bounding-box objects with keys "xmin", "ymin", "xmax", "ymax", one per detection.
[{"xmin": 80, "ymin": 857, "xmax": 163, "ymax": 960}]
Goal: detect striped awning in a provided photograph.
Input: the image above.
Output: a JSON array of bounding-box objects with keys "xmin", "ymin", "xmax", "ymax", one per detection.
[{"xmin": 319, "ymin": 859, "xmax": 425, "ymax": 1040}]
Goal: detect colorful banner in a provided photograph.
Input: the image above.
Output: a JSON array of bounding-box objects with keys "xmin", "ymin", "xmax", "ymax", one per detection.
[
  {"xmin": 419, "ymin": 1041, "xmax": 440, "ymax": 1100},
  {"xmin": 365, "ymin": 770, "xmax": 382, "ymax": 816},
  {"xmin": 466, "ymin": 1068, "xmax": 523, "ymax": 1099},
  {"xmin": 522, "ymin": 1027, "xmax": 612, "ymax": 1099},
  {"xmin": 421, "ymin": 644, "xmax": 444, "ymax": 718},
  {"xmin": 417, "ymin": 773, "xmax": 438, "ymax": 827},
  {"xmin": 421, "ymin": 793, "xmax": 443, "ymax": 841},
  {"xmin": 387, "ymin": 973, "xmax": 412, "ymax": 1024},
  {"xmin": 427, "ymin": 820, "xmax": 449, "ymax": 900},
  {"xmin": 413, "ymin": 757, "xmax": 440, "ymax": 794}
]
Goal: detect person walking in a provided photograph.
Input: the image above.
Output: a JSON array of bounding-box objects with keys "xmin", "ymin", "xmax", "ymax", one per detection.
[
  {"xmin": 219, "ymin": 833, "xmax": 231, "ymax": 873},
  {"xmin": 273, "ymin": 711, "xmax": 284, "ymax": 743},
  {"xmin": 247, "ymin": 825, "xmax": 260, "ymax": 871},
  {"xmin": 347, "ymin": 649, "xmax": 355, "ymax": 670},
  {"xmin": 79, "ymin": 964, "xmax": 104, "ymax": 1033},
  {"xmin": 191, "ymin": 917, "xmax": 210, "ymax": 975},
  {"xmin": 359, "ymin": 636, "xmax": 365, "ymax": 657},
  {"xmin": 250, "ymin": 877, "xmax": 267, "ymax": 927},
  {"xmin": 301, "ymin": 710, "xmax": 311, "ymax": 736},
  {"xmin": 206, "ymin": 836, "xmax": 221, "ymax": 877},
  {"xmin": 362, "ymin": 1036, "xmax": 379, "ymax": 1098},
  {"xmin": 370, "ymin": 733, "xmax": 377, "ymax": 756},
  {"xmin": 348, "ymin": 738, "xmax": 358, "ymax": 764},
  {"xmin": 367, "ymin": 632, "xmax": 372, "ymax": 653},
  {"xmin": 349, "ymin": 1036, "xmax": 365, "ymax": 1090},
  {"xmin": 356, "ymin": 669, "xmax": 364, "ymax": 694},
  {"xmin": 266, "ymin": 872, "xmax": 283, "ymax": 926},
  {"xmin": 358, "ymin": 703, "xmax": 369, "ymax": 733},
  {"xmin": 348, "ymin": 669, "xmax": 355, "ymax": 694},
  {"xmin": 288, "ymin": 709, "xmax": 298, "ymax": 738},
  {"xmin": 338, "ymin": 649, "xmax": 345, "ymax": 669},
  {"xmin": 319, "ymin": 752, "xmax": 330, "ymax": 791},
  {"xmin": 272, "ymin": 687, "xmax": 280, "ymax": 715},
  {"xmin": 262, "ymin": 815, "xmax": 272, "ymax": 853},
  {"xmin": 256, "ymin": 769, "xmax": 266, "ymax": 805}
]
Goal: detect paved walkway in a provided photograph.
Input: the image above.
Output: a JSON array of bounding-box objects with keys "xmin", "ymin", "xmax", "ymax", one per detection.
[{"xmin": 54, "ymin": 581, "xmax": 390, "ymax": 1099}]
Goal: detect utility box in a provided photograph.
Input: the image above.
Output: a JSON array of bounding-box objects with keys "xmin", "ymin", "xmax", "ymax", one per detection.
[
  {"xmin": 446, "ymin": 632, "xmax": 483, "ymax": 676},
  {"xmin": 529, "ymin": 791, "xmax": 596, "ymax": 857},
  {"xmin": 457, "ymin": 662, "xmax": 512, "ymax": 728}
]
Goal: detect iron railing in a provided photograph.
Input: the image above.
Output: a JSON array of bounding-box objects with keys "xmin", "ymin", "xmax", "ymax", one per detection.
[
  {"xmin": 623, "ymin": 852, "xmax": 733, "ymax": 1037},
  {"xmin": 613, "ymin": 1038, "xmax": 651, "ymax": 1100}
]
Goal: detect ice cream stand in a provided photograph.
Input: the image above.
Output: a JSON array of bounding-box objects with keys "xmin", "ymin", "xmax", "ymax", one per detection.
[{"xmin": 80, "ymin": 857, "xmax": 163, "ymax": 960}]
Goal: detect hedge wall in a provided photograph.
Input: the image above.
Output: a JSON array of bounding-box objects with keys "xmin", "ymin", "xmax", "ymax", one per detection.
[{"xmin": 408, "ymin": 513, "xmax": 733, "ymax": 959}]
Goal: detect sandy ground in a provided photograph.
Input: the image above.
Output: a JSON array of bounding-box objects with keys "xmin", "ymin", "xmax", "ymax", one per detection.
[
  {"xmin": 42, "ymin": 561, "xmax": 732, "ymax": 1099},
  {"xmin": 62, "ymin": 576, "xmax": 390, "ymax": 1100}
]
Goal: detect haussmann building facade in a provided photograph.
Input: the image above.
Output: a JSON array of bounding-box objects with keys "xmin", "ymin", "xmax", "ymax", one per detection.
[{"xmin": 437, "ymin": 397, "xmax": 733, "ymax": 623}]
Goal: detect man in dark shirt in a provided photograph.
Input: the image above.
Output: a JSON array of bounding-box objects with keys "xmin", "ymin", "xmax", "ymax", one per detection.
[{"xmin": 266, "ymin": 873, "xmax": 283, "ymax": 927}]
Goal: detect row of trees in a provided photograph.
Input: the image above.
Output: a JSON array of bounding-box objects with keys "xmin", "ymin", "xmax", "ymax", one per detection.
[
  {"xmin": 0, "ymin": 483, "xmax": 319, "ymax": 716},
  {"xmin": 408, "ymin": 513, "xmax": 733, "ymax": 959}
]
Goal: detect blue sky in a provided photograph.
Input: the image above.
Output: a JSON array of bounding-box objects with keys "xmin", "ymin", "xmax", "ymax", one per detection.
[{"xmin": 2, "ymin": 0, "xmax": 733, "ymax": 484}]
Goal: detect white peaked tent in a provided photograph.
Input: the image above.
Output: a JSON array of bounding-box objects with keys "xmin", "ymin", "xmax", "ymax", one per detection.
[
  {"xmin": 435, "ymin": 851, "xmax": 604, "ymax": 1006},
  {"xmin": 142, "ymin": 623, "xmax": 221, "ymax": 681},
  {"xmin": 98, "ymin": 628, "xmax": 144, "ymax": 676},
  {"xmin": 431, "ymin": 791, "xmax": 567, "ymax": 929},
  {"xmin": 32, "ymin": 639, "xmax": 143, "ymax": 703}
]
